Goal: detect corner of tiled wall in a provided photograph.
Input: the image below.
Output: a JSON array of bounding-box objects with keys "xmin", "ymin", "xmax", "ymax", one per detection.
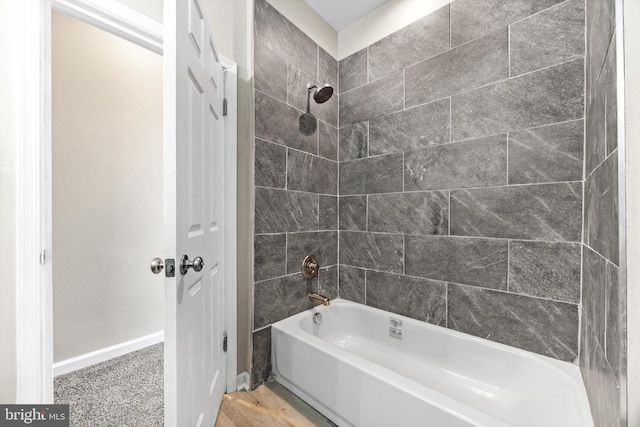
[
  {"xmin": 337, "ymin": 0, "xmax": 586, "ymax": 363},
  {"xmin": 251, "ymin": 0, "xmax": 339, "ymax": 388},
  {"xmin": 581, "ymin": 0, "xmax": 624, "ymax": 424}
]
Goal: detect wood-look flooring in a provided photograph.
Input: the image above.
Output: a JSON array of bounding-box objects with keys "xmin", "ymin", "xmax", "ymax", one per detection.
[{"xmin": 214, "ymin": 382, "xmax": 336, "ymax": 427}]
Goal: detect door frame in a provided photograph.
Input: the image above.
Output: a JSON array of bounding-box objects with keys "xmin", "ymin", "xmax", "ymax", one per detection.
[{"xmin": 13, "ymin": 0, "xmax": 238, "ymax": 403}]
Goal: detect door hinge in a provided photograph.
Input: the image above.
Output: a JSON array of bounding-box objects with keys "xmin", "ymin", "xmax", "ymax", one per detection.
[
  {"xmin": 222, "ymin": 98, "xmax": 228, "ymax": 116},
  {"xmin": 223, "ymin": 333, "xmax": 228, "ymax": 352},
  {"xmin": 40, "ymin": 250, "xmax": 46, "ymax": 265}
]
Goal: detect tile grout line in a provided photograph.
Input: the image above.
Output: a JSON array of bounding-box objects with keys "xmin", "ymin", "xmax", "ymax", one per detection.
[
  {"xmin": 337, "ymin": 179, "xmax": 583, "ymax": 197},
  {"xmin": 448, "ymin": 191, "xmax": 451, "ymax": 236},
  {"xmin": 284, "ymin": 233, "xmax": 288, "ymax": 278},
  {"xmin": 507, "ymin": 240, "xmax": 511, "ymax": 292},
  {"xmin": 337, "ymin": 229, "xmax": 582, "ymax": 246},
  {"xmin": 336, "ymin": 265, "xmax": 581, "ymax": 306},
  {"xmin": 506, "ymin": 132, "xmax": 510, "ymax": 184},
  {"xmin": 508, "ymin": 25, "xmax": 512, "ymax": 78}
]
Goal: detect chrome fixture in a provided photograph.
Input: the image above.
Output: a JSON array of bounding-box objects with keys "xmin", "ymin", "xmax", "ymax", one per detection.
[
  {"xmin": 150, "ymin": 257, "xmax": 176, "ymax": 277},
  {"xmin": 150, "ymin": 258, "xmax": 164, "ymax": 274},
  {"xmin": 308, "ymin": 292, "xmax": 330, "ymax": 306},
  {"xmin": 306, "ymin": 83, "xmax": 334, "ymax": 114},
  {"xmin": 180, "ymin": 254, "xmax": 204, "ymax": 275},
  {"xmin": 302, "ymin": 255, "xmax": 319, "ymax": 279}
]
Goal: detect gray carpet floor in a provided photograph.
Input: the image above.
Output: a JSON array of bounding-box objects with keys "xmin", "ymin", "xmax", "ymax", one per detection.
[{"xmin": 54, "ymin": 343, "xmax": 164, "ymax": 427}]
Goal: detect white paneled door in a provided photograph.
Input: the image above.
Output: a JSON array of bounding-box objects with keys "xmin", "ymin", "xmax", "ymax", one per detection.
[{"xmin": 164, "ymin": 0, "xmax": 226, "ymax": 425}]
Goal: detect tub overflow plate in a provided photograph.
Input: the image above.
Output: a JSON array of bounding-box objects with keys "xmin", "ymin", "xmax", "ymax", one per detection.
[{"xmin": 389, "ymin": 317, "xmax": 403, "ymax": 339}]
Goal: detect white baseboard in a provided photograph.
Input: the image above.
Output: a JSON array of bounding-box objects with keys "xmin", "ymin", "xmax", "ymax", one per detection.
[
  {"xmin": 236, "ymin": 371, "xmax": 250, "ymax": 391},
  {"xmin": 53, "ymin": 331, "xmax": 164, "ymax": 377}
]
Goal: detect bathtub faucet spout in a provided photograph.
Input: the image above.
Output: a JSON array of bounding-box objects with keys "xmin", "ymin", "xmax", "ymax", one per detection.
[{"xmin": 308, "ymin": 292, "xmax": 330, "ymax": 306}]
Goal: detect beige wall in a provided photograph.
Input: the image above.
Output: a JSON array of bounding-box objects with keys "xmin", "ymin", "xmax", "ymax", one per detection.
[
  {"xmin": 338, "ymin": 0, "xmax": 453, "ymax": 60},
  {"xmin": 624, "ymin": 0, "xmax": 639, "ymax": 422},
  {"xmin": 0, "ymin": 0, "xmax": 17, "ymax": 404},
  {"xmin": 262, "ymin": 0, "xmax": 337, "ymax": 58},
  {"xmin": 118, "ymin": 0, "xmax": 163, "ymax": 23},
  {"xmin": 52, "ymin": 11, "xmax": 164, "ymax": 362}
]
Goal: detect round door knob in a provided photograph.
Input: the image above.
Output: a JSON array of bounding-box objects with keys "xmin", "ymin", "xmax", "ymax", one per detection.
[
  {"xmin": 180, "ymin": 255, "xmax": 205, "ymax": 275},
  {"xmin": 192, "ymin": 256, "xmax": 204, "ymax": 272},
  {"xmin": 150, "ymin": 258, "xmax": 164, "ymax": 274}
]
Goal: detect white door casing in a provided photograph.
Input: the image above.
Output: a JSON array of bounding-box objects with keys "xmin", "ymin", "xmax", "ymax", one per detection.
[
  {"xmin": 164, "ymin": 0, "xmax": 227, "ymax": 425},
  {"xmin": 14, "ymin": 0, "xmax": 237, "ymax": 415}
]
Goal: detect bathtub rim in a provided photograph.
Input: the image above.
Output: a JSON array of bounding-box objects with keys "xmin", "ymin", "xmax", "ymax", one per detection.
[{"xmin": 271, "ymin": 298, "xmax": 593, "ymax": 427}]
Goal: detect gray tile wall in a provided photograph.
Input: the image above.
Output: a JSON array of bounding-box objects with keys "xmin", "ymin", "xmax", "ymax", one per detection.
[
  {"xmin": 337, "ymin": 0, "xmax": 585, "ymax": 362},
  {"xmin": 252, "ymin": 0, "xmax": 339, "ymax": 387},
  {"xmin": 581, "ymin": 0, "xmax": 624, "ymax": 424}
]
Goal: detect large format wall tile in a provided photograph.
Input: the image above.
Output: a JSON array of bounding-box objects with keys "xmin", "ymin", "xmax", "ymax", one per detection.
[
  {"xmin": 450, "ymin": 183, "xmax": 583, "ymax": 241},
  {"xmin": 368, "ymin": 192, "xmax": 448, "ymax": 235},
  {"xmin": 255, "ymin": 91, "xmax": 317, "ymax": 154},
  {"xmin": 319, "ymin": 195, "xmax": 337, "ymax": 230},
  {"xmin": 582, "ymin": 239, "xmax": 607, "ymax": 368},
  {"xmin": 586, "ymin": 0, "xmax": 615, "ymax": 95},
  {"xmin": 319, "ymin": 265, "xmax": 338, "ymax": 300},
  {"xmin": 254, "ymin": 234, "xmax": 286, "ymax": 282},
  {"xmin": 254, "ymin": 42, "xmax": 287, "ymax": 102},
  {"xmin": 339, "ymin": 196, "xmax": 367, "ymax": 231},
  {"xmin": 509, "ymin": 241, "xmax": 581, "ymax": 303},
  {"xmin": 605, "ymin": 262, "xmax": 622, "ymax": 379},
  {"xmin": 448, "ymin": 284, "xmax": 579, "ymax": 361},
  {"xmin": 585, "ymin": 70, "xmax": 606, "ymax": 176},
  {"xmin": 405, "ymin": 236, "xmax": 508, "ymax": 290},
  {"xmin": 605, "ymin": 34, "xmax": 618, "ymax": 155},
  {"xmin": 340, "ymin": 153, "xmax": 403, "ymax": 195},
  {"xmin": 287, "ymin": 64, "xmax": 338, "ymax": 127},
  {"xmin": 369, "ymin": 99, "xmax": 450, "ymax": 155},
  {"xmin": 339, "ymin": 122, "xmax": 368, "ymax": 161},
  {"xmin": 368, "ymin": 5, "xmax": 450, "ymax": 81},
  {"xmin": 255, "ymin": 138, "xmax": 286, "ymax": 188},
  {"xmin": 366, "ymin": 271, "xmax": 446, "ymax": 325},
  {"xmin": 255, "ymin": 187, "xmax": 318, "ymax": 233},
  {"xmin": 319, "ymin": 122, "xmax": 338, "ymax": 161},
  {"xmin": 254, "ymin": 273, "xmax": 314, "ymax": 329},
  {"xmin": 340, "ymin": 232, "xmax": 404, "ymax": 273},
  {"xmin": 254, "ymin": 0, "xmax": 317, "ymax": 77},
  {"xmin": 318, "ymin": 47, "xmax": 338, "ymax": 89},
  {"xmin": 338, "ymin": 266, "xmax": 366, "ymax": 304},
  {"xmin": 287, "ymin": 150, "xmax": 337, "ymax": 195},
  {"xmin": 286, "ymin": 231, "xmax": 338, "ymax": 274},
  {"xmin": 339, "ymin": 49, "xmax": 367, "ymax": 93},
  {"xmin": 405, "ymin": 30, "xmax": 508, "ymax": 108},
  {"xmin": 251, "ymin": 327, "xmax": 271, "ymax": 387},
  {"xmin": 579, "ymin": 316, "xmax": 621, "ymax": 427},
  {"xmin": 508, "ymin": 120, "xmax": 584, "ymax": 184},
  {"xmin": 450, "ymin": 0, "xmax": 565, "ymax": 47},
  {"xmin": 451, "ymin": 59, "xmax": 584, "ymax": 141},
  {"xmin": 339, "ymin": 71, "xmax": 404, "ymax": 127},
  {"xmin": 404, "ymin": 135, "xmax": 507, "ymax": 191},
  {"xmin": 510, "ymin": 0, "xmax": 585, "ymax": 76},
  {"xmin": 584, "ymin": 152, "xmax": 619, "ymax": 265}
]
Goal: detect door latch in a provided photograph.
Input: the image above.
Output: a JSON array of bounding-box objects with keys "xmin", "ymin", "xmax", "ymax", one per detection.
[
  {"xmin": 150, "ymin": 258, "xmax": 176, "ymax": 278},
  {"xmin": 164, "ymin": 258, "xmax": 175, "ymax": 277}
]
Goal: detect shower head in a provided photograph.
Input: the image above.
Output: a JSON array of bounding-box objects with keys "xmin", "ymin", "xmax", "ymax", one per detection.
[
  {"xmin": 311, "ymin": 84, "xmax": 334, "ymax": 103},
  {"xmin": 306, "ymin": 83, "xmax": 334, "ymax": 114}
]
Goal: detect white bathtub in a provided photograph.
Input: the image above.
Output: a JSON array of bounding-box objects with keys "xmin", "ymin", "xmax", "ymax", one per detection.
[{"xmin": 271, "ymin": 299, "xmax": 593, "ymax": 427}]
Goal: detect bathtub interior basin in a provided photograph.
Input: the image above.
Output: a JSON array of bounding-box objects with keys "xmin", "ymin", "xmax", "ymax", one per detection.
[{"xmin": 271, "ymin": 299, "xmax": 593, "ymax": 427}]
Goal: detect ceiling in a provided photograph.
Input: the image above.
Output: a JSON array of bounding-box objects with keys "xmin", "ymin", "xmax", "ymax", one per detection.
[{"xmin": 304, "ymin": 0, "xmax": 392, "ymax": 31}]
